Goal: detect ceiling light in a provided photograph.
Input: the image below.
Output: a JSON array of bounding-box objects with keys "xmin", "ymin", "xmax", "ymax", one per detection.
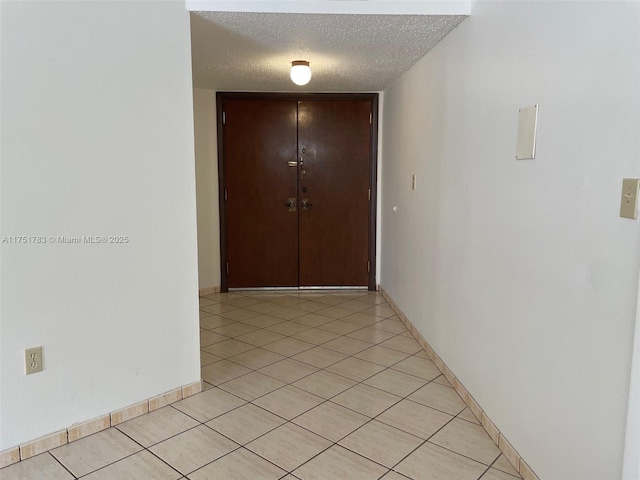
[{"xmin": 290, "ymin": 60, "xmax": 312, "ymax": 86}]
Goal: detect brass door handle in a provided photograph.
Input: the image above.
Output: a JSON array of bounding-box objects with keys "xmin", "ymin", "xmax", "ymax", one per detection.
[
  {"xmin": 284, "ymin": 198, "xmax": 296, "ymax": 211},
  {"xmin": 301, "ymin": 198, "xmax": 312, "ymax": 211}
]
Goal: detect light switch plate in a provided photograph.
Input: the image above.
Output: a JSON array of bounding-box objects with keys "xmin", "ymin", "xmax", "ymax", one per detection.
[
  {"xmin": 516, "ymin": 104, "xmax": 538, "ymax": 160},
  {"xmin": 620, "ymin": 178, "xmax": 640, "ymax": 219},
  {"xmin": 411, "ymin": 174, "xmax": 417, "ymax": 190}
]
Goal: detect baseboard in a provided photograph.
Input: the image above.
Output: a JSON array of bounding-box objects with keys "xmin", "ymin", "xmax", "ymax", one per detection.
[
  {"xmin": 0, "ymin": 380, "xmax": 203, "ymax": 469},
  {"xmin": 379, "ymin": 287, "xmax": 540, "ymax": 480},
  {"xmin": 199, "ymin": 286, "xmax": 221, "ymax": 296}
]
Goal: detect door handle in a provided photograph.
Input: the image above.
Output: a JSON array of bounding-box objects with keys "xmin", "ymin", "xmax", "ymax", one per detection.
[
  {"xmin": 284, "ymin": 198, "xmax": 296, "ymax": 212},
  {"xmin": 301, "ymin": 198, "xmax": 312, "ymax": 211}
]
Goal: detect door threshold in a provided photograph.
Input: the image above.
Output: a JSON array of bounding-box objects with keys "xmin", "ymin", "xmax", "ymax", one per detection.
[{"xmin": 228, "ymin": 286, "xmax": 368, "ymax": 292}]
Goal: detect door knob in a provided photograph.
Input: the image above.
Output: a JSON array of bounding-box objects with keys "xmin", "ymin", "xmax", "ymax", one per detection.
[
  {"xmin": 284, "ymin": 198, "xmax": 296, "ymax": 212},
  {"xmin": 301, "ymin": 198, "xmax": 312, "ymax": 211}
]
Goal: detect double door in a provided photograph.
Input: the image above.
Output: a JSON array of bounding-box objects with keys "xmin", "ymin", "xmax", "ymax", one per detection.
[{"xmin": 219, "ymin": 94, "xmax": 377, "ymax": 290}]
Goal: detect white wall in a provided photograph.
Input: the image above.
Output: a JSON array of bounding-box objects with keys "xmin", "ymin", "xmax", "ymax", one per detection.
[
  {"xmin": 623, "ymin": 271, "xmax": 640, "ymax": 480},
  {"xmin": 0, "ymin": 1, "xmax": 200, "ymax": 450},
  {"xmin": 381, "ymin": 2, "xmax": 640, "ymax": 480},
  {"xmin": 193, "ymin": 88, "xmax": 221, "ymax": 291}
]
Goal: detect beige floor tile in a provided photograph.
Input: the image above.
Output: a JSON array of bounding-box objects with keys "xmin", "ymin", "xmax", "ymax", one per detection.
[
  {"xmin": 225, "ymin": 296, "xmax": 266, "ymax": 307},
  {"xmin": 270, "ymin": 307, "xmax": 309, "ymax": 320},
  {"xmin": 261, "ymin": 337, "xmax": 315, "ymax": 356},
  {"xmin": 206, "ymin": 404, "xmax": 285, "ymax": 445},
  {"xmin": 218, "ymin": 371, "xmax": 286, "ymax": 401},
  {"xmin": 377, "ymin": 399, "xmax": 452, "ymax": 440},
  {"xmin": 292, "ymin": 312, "xmax": 335, "ymax": 327},
  {"xmin": 200, "ymin": 314, "xmax": 234, "ymax": 330},
  {"xmin": 354, "ymin": 345, "xmax": 410, "ymax": 366},
  {"xmin": 293, "ymin": 444, "xmax": 387, "ymax": 480},
  {"xmin": 295, "ymin": 301, "xmax": 330, "ymax": 313},
  {"xmin": 322, "ymin": 336, "xmax": 373, "ymax": 356},
  {"xmin": 318, "ymin": 319, "xmax": 364, "ymax": 335},
  {"xmin": 200, "ymin": 350, "xmax": 222, "ymax": 367},
  {"xmin": 228, "ymin": 348, "xmax": 285, "ymax": 369},
  {"xmin": 219, "ymin": 308, "xmax": 262, "ymax": 322},
  {"xmin": 344, "ymin": 312, "xmax": 385, "ymax": 326},
  {"xmin": 313, "ymin": 295, "xmax": 349, "ymax": 306},
  {"xmin": 348, "ymin": 327, "xmax": 398, "ymax": 344},
  {"xmin": 458, "ymin": 408, "xmax": 481, "ymax": 425},
  {"xmin": 325, "ymin": 357, "xmax": 385, "ymax": 382},
  {"xmin": 391, "ymin": 356, "xmax": 442, "ymax": 381},
  {"xmin": 492, "ymin": 454, "xmax": 521, "ymax": 477},
  {"xmin": 271, "ymin": 296, "xmax": 307, "ymax": 307},
  {"xmin": 292, "ymin": 370, "xmax": 357, "ymax": 399},
  {"xmin": 293, "ymin": 402, "xmax": 369, "ymax": 441},
  {"xmin": 338, "ymin": 299, "xmax": 372, "ymax": 312},
  {"xmin": 201, "ymin": 303, "xmax": 239, "ymax": 315},
  {"xmin": 116, "ymin": 406, "xmax": 199, "ymax": 447},
  {"xmin": 51, "ymin": 428, "xmax": 142, "ymax": 477},
  {"xmin": 380, "ymin": 471, "xmax": 411, "ymax": 479},
  {"xmin": 81, "ymin": 450, "xmax": 180, "ymax": 480},
  {"xmin": 433, "ymin": 375, "xmax": 453, "ymax": 387},
  {"xmin": 292, "ymin": 328, "xmax": 342, "ymax": 345},
  {"xmin": 292, "ymin": 346, "xmax": 348, "ymax": 368},
  {"xmin": 395, "ymin": 442, "xmax": 487, "ymax": 480},
  {"xmin": 172, "ymin": 387, "xmax": 245, "ymax": 422},
  {"xmin": 212, "ymin": 322, "xmax": 258, "ymax": 338},
  {"xmin": 315, "ymin": 305, "xmax": 353, "ymax": 319},
  {"xmin": 246, "ymin": 423, "xmax": 331, "ymax": 471},
  {"xmin": 0, "ymin": 453, "xmax": 74, "ymax": 480},
  {"xmin": 481, "ymin": 468, "xmax": 522, "ymax": 480},
  {"xmin": 363, "ymin": 369, "xmax": 427, "ymax": 397},
  {"xmin": 199, "ymin": 330, "xmax": 229, "ymax": 348},
  {"xmin": 429, "ymin": 418, "xmax": 500, "ymax": 465},
  {"xmin": 199, "ymin": 310, "xmax": 214, "ymax": 319},
  {"xmin": 253, "ymin": 386, "xmax": 324, "ymax": 420},
  {"xmin": 332, "ymin": 384, "xmax": 401, "ymax": 417},
  {"xmin": 245, "ymin": 302, "xmax": 287, "ymax": 315},
  {"xmin": 266, "ymin": 321, "xmax": 313, "ymax": 336},
  {"xmin": 339, "ymin": 420, "xmax": 423, "ymax": 468},
  {"xmin": 201, "ymin": 360, "xmax": 252, "ymax": 385},
  {"xmin": 362, "ymin": 305, "xmax": 396, "ymax": 318},
  {"xmin": 188, "ymin": 448, "xmax": 286, "ymax": 480},
  {"xmin": 235, "ymin": 329, "xmax": 286, "ymax": 347},
  {"xmin": 199, "ymin": 298, "xmax": 218, "ymax": 307},
  {"xmin": 258, "ymin": 358, "xmax": 319, "ymax": 383},
  {"xmin": 372, "ymin": 318, "xmax": 408, "ymax": 334},
  {"xmin": 202, "ymin": 339, "xmax": 256, "ymax": 358},
  {"xmin": 149, "ymin": 425, "xmax": 238, "ymax": 475},
  {"xmin": 379, "ymin": 335, "xmax": 423, "ymax": 354},
  {"xmin": 239, "ymin": 313, "xmax": 286, "ymax": 327},
  {"xmin": 408, "ymin": 383, "xmax": 467, "ymax": 415}
]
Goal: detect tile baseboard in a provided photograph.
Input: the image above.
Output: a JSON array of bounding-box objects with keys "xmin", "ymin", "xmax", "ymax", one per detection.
[
  {"xmin": 199, "ymin": 286, "xmax": 221, "ymax": 296},
  {"xmin": 379, "ymin": 287, "xmax": 540, "ymax": 480},
  {"xmin": 0, "ymin": 379, "xmax": 202, "ymax": 468}
]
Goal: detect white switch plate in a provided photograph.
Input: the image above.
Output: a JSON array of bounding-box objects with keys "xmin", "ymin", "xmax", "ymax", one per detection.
[
  {"xmin": 620, "ymin": 178, "xmax": 640, "ymax": 219},
  {"xmin": 516, "ymin": 104, "xmax": 538, "ymax": 160},
  {"xmin": 411, "ymin": 174, "xmax": 417, "ymax": 190}
]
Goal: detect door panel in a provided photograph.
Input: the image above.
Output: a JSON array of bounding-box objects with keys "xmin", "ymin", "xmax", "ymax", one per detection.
[
  {"xmin": 224, "ymin": 100, "xmax": 299, "ymax": 288},
  {"xmin": 297, "ymin": 100, "xmax": 371, "ymax": 286}
]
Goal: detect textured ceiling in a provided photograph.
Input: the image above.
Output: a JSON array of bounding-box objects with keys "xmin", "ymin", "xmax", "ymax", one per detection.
[{"xmin": 190, "ymin": 12, "xmax": 467, "ymax": 92}]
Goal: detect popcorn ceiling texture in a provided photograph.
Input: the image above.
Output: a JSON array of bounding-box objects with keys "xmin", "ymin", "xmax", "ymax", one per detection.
[{"xmin": 190, "ymin": 12, "xmax": 467, "ymax": 92}]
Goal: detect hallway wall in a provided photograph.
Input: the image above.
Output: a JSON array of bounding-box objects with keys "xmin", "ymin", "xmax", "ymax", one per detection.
[
  {"xmin": 380, "ymin": 2, "xmax": 640, "ymax": 480},
  {"xmin": 194, "ymin": 88, "xmax": 221, "ymax": 291},
  {"xmin": 0, "ymin": 1, "xmax": 200, "ymax": 450}
]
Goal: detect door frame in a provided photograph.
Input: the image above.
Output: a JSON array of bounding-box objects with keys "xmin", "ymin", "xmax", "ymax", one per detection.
[{"xmin": 216, "ymin": 92, "xmax": 379, "ymax": 292}]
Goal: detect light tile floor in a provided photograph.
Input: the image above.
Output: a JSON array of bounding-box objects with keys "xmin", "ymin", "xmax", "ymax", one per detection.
[{"xmin": 1, "ymin": 290, "xmax": 522, "ymax": 480}]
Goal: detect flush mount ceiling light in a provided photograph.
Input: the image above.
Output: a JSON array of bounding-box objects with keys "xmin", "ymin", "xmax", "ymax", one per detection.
[{"xmin": 290, "ymin": 60, "xmax": 312, "ymax": 86}]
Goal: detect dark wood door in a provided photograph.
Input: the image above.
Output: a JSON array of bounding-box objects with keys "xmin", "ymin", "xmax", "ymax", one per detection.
[
  {"xmin": 223, "ymin": 99, "xmax": 299, "ymax": 288},
  {"xmin": 220, "ymin": 95, "xmax": 376, "ymax": 290},
  {"xmin": 298, "ymin": 100, "xmax": 371, "ymax": 286}
]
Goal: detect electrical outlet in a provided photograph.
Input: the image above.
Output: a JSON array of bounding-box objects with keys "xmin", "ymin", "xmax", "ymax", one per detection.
[{"xmin": 25, "ymin": 346, "xmax": 43, "ymax": 375}]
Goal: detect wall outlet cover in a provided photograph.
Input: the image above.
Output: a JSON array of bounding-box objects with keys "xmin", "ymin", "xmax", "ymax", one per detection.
[
  {"xmin": 25, "ymin": 346, "xmax": 43, "ymax": 374},
  {"xmin": 516, "ymin": 104, "xmax": 538, "ymax": 160},
  {"xmin": 620, "ymin": 178, "xmax": 640, "ymax": 219}
]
